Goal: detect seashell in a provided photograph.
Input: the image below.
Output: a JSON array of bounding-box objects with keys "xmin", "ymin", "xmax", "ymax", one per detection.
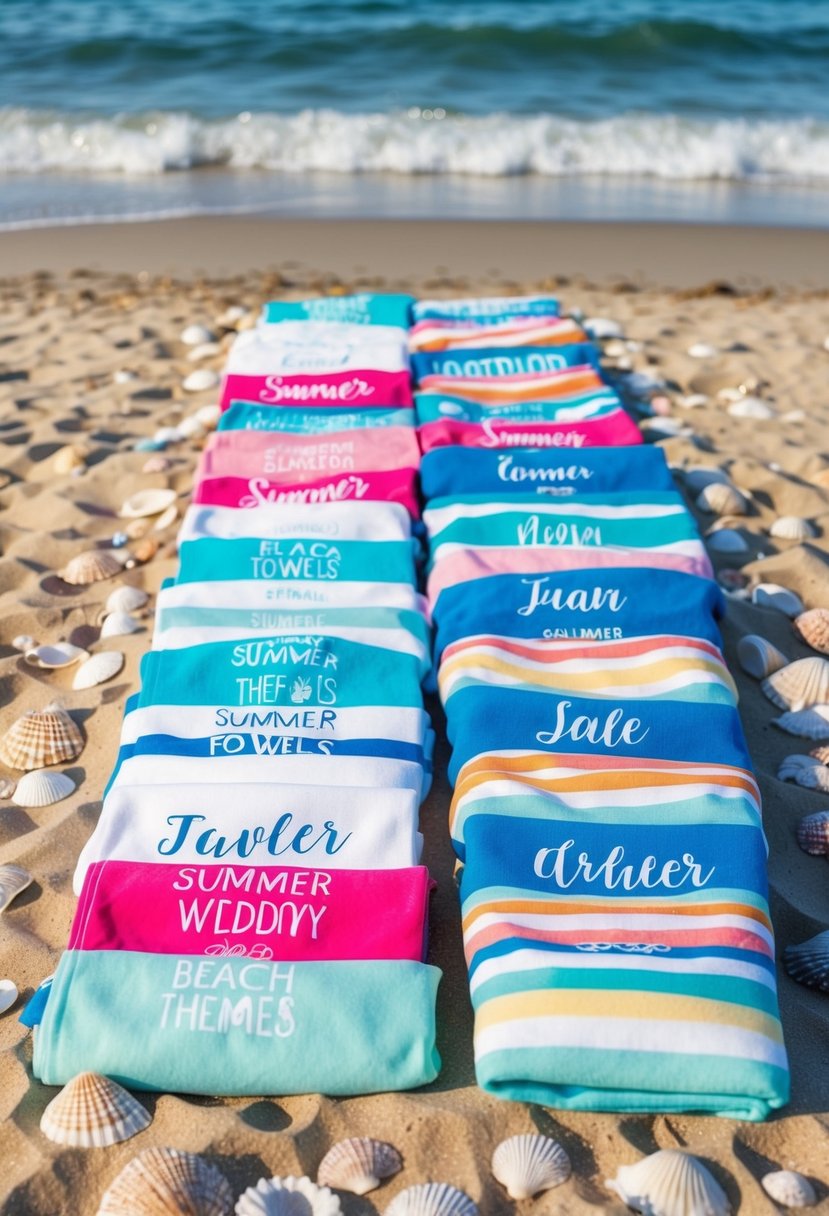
[
  {"xmin": 317, "ymin": 1137, "xmax": 402, "ymax": 1195},
  {"xmin": 175, "ymin": 415, "xmax": 206, "ymax": 441},
  {"xmin": 794, "ymin": 608, "xmax": 829, "ymax": 657},
  {"xmin": 98, "ymin": 1147, "xmax": 233, "ymax": 1216},
  {"xmin": 737, "ymin": 635, "xmax": 788, "ymax": 679},
  {"xmin": 24, "ymin": 642, "xmax": 88, "ymax": 670},
  {"xmin": 181, "ymin": 323, "xmax": 214, "ymax": 346},
  {"xmin": 217, "ymin": 305, "xmax": 248, "ymax": 328},
  {"xmin": 770, "ymin": 516, "xmax": 816, "ymax": 542},
  {"xmin": 796, "ymin": 811, "xmax": 829, "ymax": 856},
  {"xmin": 811, "ymin": 744, "xmax": 829, "ymax": 763},
  {"xmin": 100, "ymin": 612, "xmax": 141, "ymax": 639},
  {"xmin": 696, "ymin": 482, "xmax": 748, "ymax": 516},
  {"xmin": 183, "ymin": 368, "xmax": 219, "ymax": 393},
  {"xmin": 784, "ymin": 930, "xmax": 829, "ymax": 992},
  {"xmin": 687, "ymin": 342, "xmax": 718, "ymax": 359},
  {"xmin": 585, "ymin": 317, "xmax": 623, "ymax": 339},
  {"xmin": 12, "ymin": 769, "xmax": 76, "ymax": 807},
  {"xmin": 752, "ymin": 583, "xmax": 805, "ymax": 618},
  {"xmin": 120, "ymin": 488, "xmax": 176, "ymax": 519},
  {"xmin": 53, "ymin": 444, "xmax": 87, "ymax": 475},
  {"xmin": 705, "ymin": 528, "xmax": 748, "ymax": 554},
  {"xmin": 125, "ymin": 518, "xmax": 151, "ymax": 540},
  {"xmin": 778, "ymin": 755, "xmax": 829, "ymax": 793},
  {"xmin": 187, "ymin": 342, "xmax": 222, "ymax": 362},
  {"xmin": 761, "ymin": 1170, "xmax": 817, "ymax": 1208},
  {"xmin": 385, "ymin": 1183, "xmax": 479, "ymax": 1216},
  {"xmin": 235, "ymin": 1175, "xmax": 341, "ymax": 1215},
  {"xmin": 773, "ymin": 706, "xmax": 829, "ymax": 739},
  {"xmin": 142, "ymin": 454, "xmax": 171, "ymax": 474},
  {"xmin": 0, "ymin": 979, "xmax": 18, "ymax": 1017},
  {"xmin": 62, "ymin": 549, "xmax": 123, "ymax": 586},
  {"xmin": 0, "ymin": 705, "xmax": 83, "ymax": 770},
  {"xmin": 196, "ymin": 403, "xmax": 221, "ymax": 430},
  {"xmin": 153, "ymin": 504, "xmax": 179, "ymax": 532},
  {"xmin": 606, "ymin": 1150, "xmax": 730, "ymax": 1216},
  {"xmin": 106, "ymin": 585, "xmax": 148, "ymax": 614},
  {"xmin": 12, "ymin": 635, "xmax": 36, "ymax": 651},
  {"xmin": 0, "ymin": 777, "xmax": 16, "ymax": 799},
  {"xmin": 728, "ymin": 396, "xmax": 775, "ymax": 420},
  {"xmin": 0, "ymin": 864, "xmax": 32, "ymax": 912},
  {"xmin": 763, "ymin": 658, "xmax": 829, "ymax": 712},
  {"xmin": 680, "ymin": 394, "xmax": 709, "ymax": 410},
  {"xmin": 683, "ymin": 467, "xmax": 729, "ymax": 493},
  {"xmin": 40, "ymin": 1072, "xmax": 151, "ymax": 1148},
  {"xmin": 129, "ymin": 537, "xmax": 160, "ymax": 565},
  {"xmin": 604, "ymin": 339, "xmax": 627, "ymax": 358},
  {"xmin": 73, "ymin": 651, "xmax": 125, "ymax": 690},
  {"xmin": 154, "ymin": 426, "xmax": 180, "ymax": 446},
  {"xmin": 491, "ymin": 1134, "xmax": 571, "ymax": 1200},
  {"xmin": 113, "ymin": 369, "xmax": 136, "ymax": 384}
]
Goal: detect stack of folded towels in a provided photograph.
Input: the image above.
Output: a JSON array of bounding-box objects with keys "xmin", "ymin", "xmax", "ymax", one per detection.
[
  {"xmin": 30, "ymin": 293, "xmax": 443, "ymax": 1096},
  {"xmin": 416, "ymin": 294, "xmax": 790, "ymax": 1120}
]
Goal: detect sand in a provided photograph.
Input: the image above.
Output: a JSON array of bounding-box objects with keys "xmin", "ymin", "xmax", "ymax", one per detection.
[{"xmin": 0, "ymin": 219, "xmax": 828, "ymax": 1214}]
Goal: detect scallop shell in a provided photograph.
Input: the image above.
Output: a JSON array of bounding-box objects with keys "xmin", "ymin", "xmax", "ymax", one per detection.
[
  {"xmin": 794, "ymin": 608, "xmax": 829, "ymax": 657},
  {"xmin": 62, "ymin": 549, "xmax": 124, "ymax": 586},
  {"xmin": 183, "ymin": 368, "xmax": 219, "ymax": 393},
  {"xmin": 120, "ymin": 488, "xmax": 177, "ymax": 519},
  {"xmin": 770, "ymin": 516, "xmax": 817, "ymax": 542},
  {"xmin": 606, "ymin": 1150, "xmax": 730, "ymax": 1216},
  {"xmin": 100, "ymin": 612, "xmax": 141, "ymax": 639},
  {"xmin": 763, "ymin": 658, "xmax": 829, "ymax": 712},
  {"xmin": 683, "ymin": 467, "xmax": 730, "ymax": 494},
  {"xmin": 181, "ymin": 323, "xmax": 214, "ymax": 346},
  {"xmin": 736, "ymin": 635, "xmax": 787, "ymax": 679},
  {"xmin": 317, "ymin": 1137, "xmax": 402, "ymax": 1195},
  {"xmin": 384, "ymin": 1183, "xmax": 479, "ymax": 1216},
  {"xmin": 235, "ymin": 1175, "xmax": 341, "ymax": 1216},
  {"xmin": 24, "ymin": 642, "xmax": 88, "ymax": 670},
  {"xmin": 0, "ymin": 864, "xmax": 32, "ymax": 912},
  {"xmin": 491, "ymin": 1134, "xmax": 571, "ymax": 1200},
  {"xmin": 98, "ymin": 1147, "xmax": 233, "ymax": 1216},
  {"xmin": 0, "ymin": 979, "xmax": 18, "ymax": 1017},
  {"xmin": 784, "ymin": 930, "xmax": 829, "ymax": 992},
  {"xmin": 796, "ymin": 812, "xmax": 829, "ymax": 856},
  {"xmin": 752, "ymin": 583, "xmax": 805, "ymax": 618},
  {"xmin": 706, "ymin": 528, "xmax": 748, "ymax": 554},
  {"xmin": 0, "ymin": 705, "xmax": 83, "ymax": 769},
  {"xmin": 12, "ymin": 769, "xmax": 76, "ymax": 807},
  {"xmin": 106, "ymin": 585, "xmax": 148, "ymax": 614},
  {"xmin": 696, "ymin": 483, "xmax": 748, "ymax": 516},
  {"xmin": 41, "ymin": 1072, "xmax": 151, "ymax": 1148},
  {"xmin": 773, "ymin": 706, "xmax": 829, "ymax": 739},
  {"xmin": 73, "ymin": 651, "xmax": 125, "ymax": 690},
  {"xmin": 761, "ymin": 1170, "xmax": 817, "ymax": 1207},
  {"xmin": 778, "ymin": 755, "xmax": 829, "ymax": 793}
]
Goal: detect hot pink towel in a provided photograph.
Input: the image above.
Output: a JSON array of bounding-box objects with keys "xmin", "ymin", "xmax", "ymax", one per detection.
[
  {"xmin": 192, "ymin": 467, "xmax": 420, "ymax": 515},
  {"xmin": 220, "ymin": 370, "xmax": 413, "ymax": 410},
  {"xmin": 418, "ymin": 409, "xmax": 642, "ymax": 453}
]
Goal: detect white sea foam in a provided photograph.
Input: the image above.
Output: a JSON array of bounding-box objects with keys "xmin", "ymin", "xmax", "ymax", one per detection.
[{"xmin": 2, "ymin": 108, "xmax": 829, "ymax": 182}]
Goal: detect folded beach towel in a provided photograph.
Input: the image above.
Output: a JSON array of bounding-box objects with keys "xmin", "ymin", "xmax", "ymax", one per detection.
[
  {"xmin": 178, "ymin": 500, "xmax": 413, "ymax": 544},
  {"xmin": 175, "ymin": 538, "xmax": 418, "ymax": 589},
  {"xmin": 415, "ymin": 389, "xmax": 624, "ymax": 425},
  {"xmin": 155, "ymin": 576, "xmax": 428, "ymax": 617},
  {"xmin": 409, "ymin": 316, "xmax": 585, "ymax": 352},
  {"xmin": 412, "ymin": 295, "xmax": 560, "ymax": 322},
  {"xmin": 220, "ymin": 369, "xmax": 413, "ymax": 411},
  {"xmin": 219, "ymin": 402, "xmax": 415, "ymax": 433},
  {"xmin": 224, "ymin": 320, "xmax": 410, "ymax": 375},
  {"xmin": 192, "ymin": 466, "xmax": 420, "ymax": 515},
  {"xmin": 199, "ymin": 425, "xmax": 420, "ymax": 481},
  {"xmin": 412, "ymin": 344, "xmax": 600, "ymax": 385},
  {"xmin": 417, "ymin": 366, "xmax": 603, "ymax": 405},
  {"xmin": 418, "ymin": 410, "xmax": 642, "ymax": 453},
  {"xmin": 263, "ymin": 292, "xmax": 414, "ymax": 327},
  {"xmin": 421, "ymin": 446, "xmax": 676, "ymax": 498}
]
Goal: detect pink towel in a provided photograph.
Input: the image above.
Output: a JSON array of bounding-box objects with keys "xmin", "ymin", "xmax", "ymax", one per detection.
[
  {"xmin": 199, "ymin": 425, "xmax": 420, "ymax": 481},
  {"xmin": 220, "ymin": 370, "xmax": 413, "ymax": 410},
  {"xmin": 193, "ymin": 467, "xmax": 421, "ymax": 516},
  {"xmin": 418, "ymin": 409, "xmax": 642, "ymax": 453}
]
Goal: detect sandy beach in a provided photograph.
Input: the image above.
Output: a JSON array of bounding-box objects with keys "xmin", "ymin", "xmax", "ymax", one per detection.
[{"xmin": 1, "ymin": 218, "xmax": 828, "ymax": 1214}]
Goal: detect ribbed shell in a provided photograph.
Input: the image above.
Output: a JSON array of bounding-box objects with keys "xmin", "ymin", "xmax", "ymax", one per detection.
[
  {"xmin": 120, "ymin": 488, "xmax": 177, "ymax": 520},
  {"xmin": 384, "ymin": 1184, "xmax": 479, "ymax": 1216},
  {"xmin": 73, "ymin": 651, "xmax": 125, "ymax": 691},
  {"xmin": 40, "ymin": 1072, "xmax": 151, "ymax": 1148},
  {"xmin": 773, "ymin": 707, "xmax": 829, "ymax": 739},
  {"xmin": 12, "ymin": 769, "xmax": 76, "ymax": 807},
  {"xmin": 98, "ymin": 1147, "xmax": 233, "ymax": 1216},
  {"xmin": 763, "ymin": 658, "xmax": 829, "ymax": 712},
  {"xmin": 100, "ymin": 612, "xmax": 141, "ymax": 639},
  {"xmin": 235, "ymin": 1175, "xmax": 341, "ymax": 1215},
  {"xmin": 761, "ymin": 1170, "xmax": 817, "ymax": 1207},
  {"xmin": 784, "ymin": 931, "xmax": 829, "ymax": 992},
  {"xmin": 752, "ymin": 583, "xmax": 805, "ymax": 618},
  {"xmin": 778, "ymin": 755, "xmax": 829, "ymax": 793},
  {"xmin": 736, "ymin": 635, "xmax": 787, "ymax": 679},
  {"xmin": 106, "ymin": 585, "xmax": 149, "ymax": 614},
  {"xmin": 796, "ymin": 811, "xmax": 829, "ymax": 856},
  {"xmin": 491, "ymin": 1134, "xmax": 571, "ymax": 1200},
  {"xmin": 684, "ymin": 467, "xmax": 729, "ymax": 494},
  {"xmin": 317, "ymin": 1137, "xmax": 402, "ymax": 1195},
  {"xmin": 62, "ymin": 549, "xmax": 123, "ymax": 586},
  {"xmin": 769, "ymin": 516, "xmax": 817, "ymax": 542},
  {"xmin": 606, "ymin": 1150, "xmax": 730, "ymax": 1216},
  {"xmin": 794, "ymin": 608, "xmax": 829, "ymax": 657},
  {"xmin": 0, "ymin": 706, "xmax": 83, "ymax": 770},
  {"xmin": 696, "ymin": 483, "xmax": 748, "ymax": 516},
  {"xmin": 0, "ymin": 864, "xmax": 32, "ymax": 913}
]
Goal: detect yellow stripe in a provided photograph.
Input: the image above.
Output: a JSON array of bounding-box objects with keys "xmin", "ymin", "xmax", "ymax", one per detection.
[{"xmin": 438, "ymin": 652, "xmax": 733, "ymax": 694}]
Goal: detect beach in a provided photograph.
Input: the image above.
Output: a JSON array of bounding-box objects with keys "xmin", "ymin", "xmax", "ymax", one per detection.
[{"xmin": 0, "ymin": 216, "xmax": 827, "ymax": 1213}]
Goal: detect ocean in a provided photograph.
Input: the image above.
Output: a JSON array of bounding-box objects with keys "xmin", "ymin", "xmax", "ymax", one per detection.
[{"xmin": 1, "ymin": 0, "xmax": 828, "ymax": 229}]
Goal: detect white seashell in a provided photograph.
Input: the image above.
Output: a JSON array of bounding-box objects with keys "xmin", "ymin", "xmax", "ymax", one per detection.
[
  {"xmin": 680, "ymin": 394, "xmax": 709, "ymax": 410},
  {"xmin": 183, "ymin": 368, "xmax": 219, "ymax": 393},
  {"xmin": 181, "ymin": 323, "xmax": 214, "ymax": 346},
  {"xmin": 142, "ymin": 454, "xmax": 171, "ymax": 474},
  {"xmin": 384, "ymin": 1183, "xmax": 479, "ymax": 1216},
  {"xmin": 40, "ymin": 1072, "xmax": 151, "ymax": 1148},
  {"xmin": 778, "ymin": 754, "xmax": 829, "ymax": 793},
  {"xmin": 154, "ymin": 426, "xmax": 181, "ymax": 446},
  {"xmin": 113, "ymin": 370, "xmax": 136, "ymax": 384},
  {"xmin": 53, "ymin": 444, "xmax": 87, "ymax": 475},
  {"xmin": 98, "ymin": 1147, "xmax": 233, "ymax": 1215},
  {"xmin": 100, "ymin": 612, "xmax": 141, "ymax": 639},
  {"xmin": 317, "ymin": 1137, "xmax": 402, "ymax": 1195},
  {"xmin": 718, "ymin": 387, "xmax": 743, "ymax": 403},
  {"xmin": 769, "ymin": 516, "xmax": 817, "ymax": 542},
  {"xmin": 782, "ymin": 409, "xmax": 806, "ymax": 423},
  {"xmin": 737, "ymin": 635, "xmax": 788, "ymax": 679},
  {"xmin": 196, "ymin": 403, "xmax": 221, "ymax": 430},
  {"xmin": 706, "ymin": 528, "xmax": 748, "ymax": 554},
  {"xmin": 12, "ymin": 769, "xmax": 76, "ymax": 807},
  {"xmin": 0, "ymin": 776, "xmax": 16, "ymax": 799},
  {"xmin": 73, "ymin": 651, "xmax": 125, "ymax": 690},
  {"xmin": 773, "ymin": 706, "xmax": 829, "ymax": 739},
  {"xmin": 24, "ymin": 642, "xmax": 88, "ymax": 670},
  {"xmin": 235, "ymin": 1174, "xmax": 341, "ymax": 1215},
  {"xmin": 0, "ymin": 979, "xmax": 18, "ymax": 1017},
  {"xmin": 491, "ymin": 1134, "xmax": 571, "ymax": 1200},
  {"xmin": 763, "ymin": 658, "xmax": 829, "ymax": 712},
  {"xmin": 120, "ymin": 488, "xmax": 177, "ymax": 519},
  {"xmin": 62, "ymin": 549, "xmax": 124, "ymax": 586},
  {"xmin": 175, "ymin": 415, "xmax": 206, "ymax": 441},
  {"xmin": 606, "ymin": 1150, "xmax": 730, "ymax": 1216},
  {"xmin": 728, "ymin": 396, "xmax": 775, "ymax": 420},
  {"xmin": 752, "ymin": 583, "xmax": 805, "ymax": 618},
  {"xmin": 794, "ymin": 608, "xmax": 829, "ymax": 657},
  {"xmin": 0, "ymin": 864, "xmax": 32, "ymax": 912},
  {"xmin": 604, "ymin": 339, "xmax": 627, "ymax": 358},
  {"xmin": 152, "ymin": 504, "xmax": 179, "ymax": 532},
  {"xmin": 187, "ymin": 342, "xmax": 222, "ymax": 362},
  {"xmin": 683, "ymin": 467, "xmax": 729, "ymax": 493},
  {"xmin": 217, "ymin": 305, "xmax": 248, "ymax": 328},
  {"xmin": 696, "ymin": 483, "xmax": 748, "ymax": 516},
  {"xmin": 761, "ymin": 1170, "xmax": 817, "ymax": 1208},
  {"xmin": 106, "ymin": 585, "xmax": 148, "ymax": 614},
  {"xmin": 0, "ymin": 704, "xmax": 83, "ymax": 770},
  {"xmin": 784, "ymin": 930, "xmax": 829, "ymax": 992},
  {"xmin": 687, "ymin": 342, "xmax": 718, "ymax": 359},
  {"xmin": 12, "ymin": 635, "xmax": 36, "ymax": 652},
  {"xmin": 585, "ymin": 317, "xmax": 623, "ymax": 339}
]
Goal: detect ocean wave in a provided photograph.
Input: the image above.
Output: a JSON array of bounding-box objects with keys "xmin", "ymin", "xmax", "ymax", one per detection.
[{"xmin": 2, "ymin": 108, "xmax": 829, "ymax": 182}]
